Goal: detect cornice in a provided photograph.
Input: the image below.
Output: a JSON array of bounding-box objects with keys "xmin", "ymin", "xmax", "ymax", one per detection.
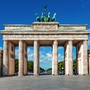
[
  {"xmin": 0, "ymin": 30, "xmax": 90, "ymax": 35},
  {"xmin": 3, "ymin": 24, "xmax": 33, "ymax": 27},
  {"xmin": 59, "ymin": 24, "xmax": 88, "ymax": 27},
  {"xmin": 3, "ymin": 24, "xmax": 88, "ymax": 27}
]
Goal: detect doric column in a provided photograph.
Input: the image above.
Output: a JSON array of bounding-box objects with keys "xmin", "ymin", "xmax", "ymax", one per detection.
[
  {"xmin": 52, "ymin": 46, "xmax": 54, "ymax": 75},
  {"xmin": 53, "ymin": 40, "xmax": 58, "ymax": 75},
  {"xmin": 18, "ymin": 40, "xmax": 24, "ymax": 76},
  {"xmin": 76, "ymin": 42, "xmax": 83, "ymax": 75},
  {"xmin": 24, "ymin": 42, "xmax": 27, "ymax": 75},
  {"xmin": 8, "ymin": 42, "xmax": 15, "ymax": 75},
  {"xmin": 0, "ymin": 51, "xmax": 3, "ymax": 76},
  {"xmin": 76, "ymin": 40, "xmax": 88, "ymax": 75},
  {"xmin": 3, "ymin": 40, "xmax": 9, "ymax": 76},
  {"xmin": 64, "ymin": 40, "xmax": 73, "ymax": 75},
  {"xmin": 88, "ymin": 51, "xmax": 90, "ymax": 75},
  {"xmin": 34, "ymin": 40, "xmax": 39, "ymax": 76},
  {"xmin": 83, "ymin": 40, "xmax": 88, "ymax": 75},
  {"xmin": 68, "ymin": 40, "xmax": 73, "ymax": 75}
]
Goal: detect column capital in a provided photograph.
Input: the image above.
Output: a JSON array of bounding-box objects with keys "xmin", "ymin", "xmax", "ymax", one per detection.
[
  {"xmin": 53, "ymin": 40, "xmax": 58, "ymax": 45},
  {"xmin": 34, "ymin": 40, "xmax": 40, "ymax": 46},
  {"xmin": 3, "ymin": 40, "xmax": 9, "ymax": 43},
  {"xmin": 83, "ymin": 40, "xmax": 88, "ymax": 43},
  {"xmin": 19, "ymin": 40, "xmax": 23, "ymax": 42}
]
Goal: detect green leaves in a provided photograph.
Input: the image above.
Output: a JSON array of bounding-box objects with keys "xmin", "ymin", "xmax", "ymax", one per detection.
[{"xmin": 28, "ymin": 61, "xmax": 34, "ymax": 72}]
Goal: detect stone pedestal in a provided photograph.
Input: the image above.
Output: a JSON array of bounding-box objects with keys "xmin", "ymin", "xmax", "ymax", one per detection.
[
  {"xmin": 64, "ymin": 41, "xmax": 73, "ymax": 75},
  {"xmin": 52, "ymin": 40, "xmax": 58, "ymax": 75},
  {"xmin": 34, "ymin": 40, "xmax": 39, "ymax": 76},
  {"xmin": 18, "ymin": 40, "xmax": 24, "ymax": 76},
  {"xmin": 33, "ymin": 22, "xmax": 59, "ymax": 30},
  {"xmin": 3, "ymin": 41, "xmax": 8, "ymax": 76}
]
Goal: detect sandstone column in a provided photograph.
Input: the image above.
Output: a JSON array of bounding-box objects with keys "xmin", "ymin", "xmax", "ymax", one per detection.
[
  {"xmin": 52, "ymin": 46, "xmax": 54, "ymax": 75},
  {"xmin": 88, "ymin": 50, "xmax": 90, "ymax": 75},
  {"xmin": 64, "ymin": 40, "xmax": 73, "ymax": 75},
  {"xmin": 8, "ymin": 42, "xmax": 15, "ymax": 75},
  {"xmin": 76, "ymin": 42, "xmax": 83, "ymax": 75},
  {"xmin": 3, "ymin": 40, "xmax": 8, "ymax": 76},
  {"xmin": 24, "ymin": 42, "xmax": 27, "ymax": 75},
  {"xmin": 76, "ymin": 41, "xmax": 88, "ymax": 75},
  {"xmin": 0, "ymin": 51, "xmax": 3, "ymax": 76},
  {"xmin": 53, "ymin": 40, "xmax": 58, "ymax": 75},
  {"xmin": 83, "ymin": 40, "xmax": 88, "ymax": 75},
  {"xmin": 34, "ymin": 40, "xmax": 39, "ymax": 76},
  {"xmin": 18, "ymin": 40, "xmax": 24, "ymax": 76}
]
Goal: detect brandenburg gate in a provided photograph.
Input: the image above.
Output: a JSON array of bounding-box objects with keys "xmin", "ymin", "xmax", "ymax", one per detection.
[
  {"xmin": 0, "ymin": 8, "xmax": 90, "ymax": 77},
  {"xmin": 0, "ymin": 22, "xmax": 90, "ymax": 76}
]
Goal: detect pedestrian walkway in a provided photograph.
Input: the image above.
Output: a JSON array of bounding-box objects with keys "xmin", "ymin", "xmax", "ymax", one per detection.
[{"xmin": 0, "ymin": 75, "xmax": 90, "ymax": 90}]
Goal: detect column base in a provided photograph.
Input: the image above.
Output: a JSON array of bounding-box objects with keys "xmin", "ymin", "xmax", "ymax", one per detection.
[
  {"xmin": 52, "ymin": 74, "xmax": 58, "ymax": 76},
  {"xmin": 34, "ymin": 74, "xmax": 39, "ymax": 76},
  {"xmin": 65, "ymin": 74, "xmax": 73, "ymax": 76},
  {"xmin": 18, "ymin": 75, "xmax": 24, "ymax": 77},
  {"xmin": 18, "ymin": 73, "xmax": 24, "ymax": 77}
]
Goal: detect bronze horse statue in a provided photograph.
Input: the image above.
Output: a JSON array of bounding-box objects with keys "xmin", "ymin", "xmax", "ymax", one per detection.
[{"xmin": 36, "ymin": 13, "xmax": 41, "ymax": 22}]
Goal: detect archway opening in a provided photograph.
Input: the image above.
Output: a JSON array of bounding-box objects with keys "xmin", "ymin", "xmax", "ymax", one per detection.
[
  {"xmin": 58, "ymin": 46, "xmax": 64, "ymax": 75},
  {"xmin": 40, "ymin": 47, "xmax": 52, "ymax": 75},
  {"xmin": 27, "ymin": 47, "xmax": 34, "ymax": 75},
  {"xmin": 15, "ymin": 47, "xmax": 19, "ymax": 76},
  {"xmin": 73, "ymin": 46, "xmax": 77, "ymax": 75}
]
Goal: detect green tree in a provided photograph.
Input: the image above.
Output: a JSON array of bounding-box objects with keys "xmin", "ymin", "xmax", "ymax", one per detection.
[
  {"xmin": 40, "ymin": 67, "xmax": 45, "ymax": 72},
  {"xmin": 15, "ymin": 59, "xmax": 18, "ymax": 72},
  {"xmin": 73, "ymin": 59, "xmax": 76, "ymax": 69},
  {"xmin": 28, "ymin": 61, "xmax": 34, "ymax": 72},
  {"xmin": 58, "ymin": 61, "xmax": 64, "ymax": 71},
  {"xmin": 47, "ymin": 68, "xmax": 52, "ymax": 71}
]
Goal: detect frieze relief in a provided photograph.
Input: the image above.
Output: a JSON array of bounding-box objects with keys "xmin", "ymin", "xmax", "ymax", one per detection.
[{"xmin": 3, "ymin": 35, "xmax": 88, "ymax": 38}]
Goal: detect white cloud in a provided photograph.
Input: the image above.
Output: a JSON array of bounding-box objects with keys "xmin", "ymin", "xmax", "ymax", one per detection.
[
  {"xmin": 40, "ymin": 52, "xmax": 52, "ymax": 63},
  {"xmin": 88, "ymin": 40, "xmax": 90, "ymax": 46},
  {"xmin": 58, "ymin": 54, "xmax": 64, "ymax": 62},
  {"xmin": 15, "ymin": 49, "xmax": 19, "ymax": 59},
  {"xmin": 0, "ymin": 47, "xmax": 3, "ymax": 50},
  {"xmin": 58, "ymin": 47, "xmax": 63, "ymax": 50},
  {"xmin": 15, "ymin": 47, "xmax": 64, "ymax": 63},
  {"xmin": 27, "ymin": 48, "xmax": 34, "ymax": 61},
  {"xmin": 46, "ymin": 53, "xmax": 52, "ymax": 57}
]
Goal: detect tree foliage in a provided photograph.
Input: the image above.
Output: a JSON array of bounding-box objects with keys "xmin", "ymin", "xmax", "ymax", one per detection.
[
  {"xmin": 15, "ymin": 59, "xmax": 18, "ymax": 72},
  {"xmin": 73, "ymin": 59, "xmax": 76, "ymax": 69},
  {"xmin": 47, "ymin": 68, "xmax": 52, "ymax": 71},
  {"xmin": 58, "ymin": 59, "xmax": 77, "ymax": 71},
  {"xmin": 40, "ymin": 67, "xmax": 45, "ymax": 72},
  {"xmin": 15, "ymin": 59, "xmax": 77, "ymax": 73},
  {"xmin": 28, "ymin": 61, "xmax": 34, "ymax": 72},
  {"xmin": 58, "ymin": 61, "xmax": 64, "ymax": 71}
]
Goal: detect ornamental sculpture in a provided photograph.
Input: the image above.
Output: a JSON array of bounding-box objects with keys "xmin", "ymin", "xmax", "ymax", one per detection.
[{"xmin": 36, "ymin": 6, "xmax": 56, "ymax": 22}]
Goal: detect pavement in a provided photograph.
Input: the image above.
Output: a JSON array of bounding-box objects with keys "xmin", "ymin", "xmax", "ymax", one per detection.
[{"xmin": 0, "ymin": 75, "xmax": 90, "ymax": 90}]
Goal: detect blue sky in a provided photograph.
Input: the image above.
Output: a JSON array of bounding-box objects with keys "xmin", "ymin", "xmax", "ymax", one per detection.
[{"xmin": 0, "ymin": 0, "xmax": 90, "ymax": 69}]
